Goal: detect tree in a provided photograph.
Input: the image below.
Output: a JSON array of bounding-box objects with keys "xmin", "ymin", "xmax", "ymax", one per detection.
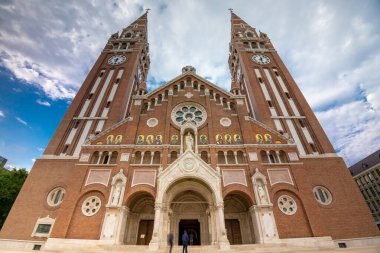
[{"xmin": 0, "ymin": 168, "xmax": 28, "ymax": 229}]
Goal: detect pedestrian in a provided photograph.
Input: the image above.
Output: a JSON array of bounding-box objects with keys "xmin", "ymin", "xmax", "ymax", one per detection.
[
  {"xmin": 167, "ymin": 232, "xmax": 173, "ymax": 253},
  {"xmin": 182, "ymin": 230, "xmax": 189, "ymax": 253}
]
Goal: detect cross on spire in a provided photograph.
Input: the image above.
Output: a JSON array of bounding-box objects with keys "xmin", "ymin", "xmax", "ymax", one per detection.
[
  {"xmin": 145, "ymin": 8, "xmax": 151, "ymax": 13},
  {"xmin": 228, "ymin": 8, "xmax": 234, "ymax": 13}
]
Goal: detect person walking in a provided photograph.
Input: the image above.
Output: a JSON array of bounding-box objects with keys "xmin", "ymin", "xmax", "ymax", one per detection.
[
  {"xmin": 182, "ymin": 230, "xmax": 189, "ymax": 253},
  {"xmin": 167, "ymin": 232, "xmax": 174, "ymax": 253}
]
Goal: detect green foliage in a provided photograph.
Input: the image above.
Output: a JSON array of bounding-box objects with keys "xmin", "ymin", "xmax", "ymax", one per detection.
[{"xmin": 0, "ymin": 168, "xmax": 28, "ymax": 229}]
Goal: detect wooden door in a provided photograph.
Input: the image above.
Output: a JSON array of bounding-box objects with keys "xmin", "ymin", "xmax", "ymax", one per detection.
[
  {"xmin": 225, "ymin": 219, "xmax": 242, "ymax": 244},
  {"xmin": 137, "ymin": 220, "xmax": 154, "ymax": 245}
]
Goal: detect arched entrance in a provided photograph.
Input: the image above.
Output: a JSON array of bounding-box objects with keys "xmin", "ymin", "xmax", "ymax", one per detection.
[
  {"xmin": 224, "ymin": 193, "xmax": 255, "ymax": 244},
  {"xmin": 165, "ymin": 179, "xmax": 214, "ymax": 246},
  {"xmin": 124, "ymin": 193, "xmax": 155, "ymax": 245}
]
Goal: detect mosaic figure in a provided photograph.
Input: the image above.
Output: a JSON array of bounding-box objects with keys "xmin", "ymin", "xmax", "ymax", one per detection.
[
  {"xmin": 256, "ymin": 134, "xmax": 263, "ymax": 144},
  {"xmin": 156, "ymin": 135, "xmax": 163, "ymax": 145},
  {"xmin": 146, "ymin": 135, "xmax": 154, "ymax": 145},
  {"xmin": 234, "ymin": 134, "xmax": 242, "ymax": 144},
  {"xmin": 171, "ymin": 135, "xmax": 179, "ymax": 145},
  {"xmin": 200, "ymin": 135, "xmax": 208, "ymax": 145},
  {"xmin": 264, "ymin": 134, "xmax": 272, "ymax": 144},
  {"xmin": 106, "ymin": 135, "xmax": 114, "ymax": 144},
  {"xmin": 225, "ymin": 134, "xmax": 232, "ymax": 144},
  {"xmin": 136, "ymin": 135, "xmax": 144, "ymax": 145},
  {"xmin": 115, "ymin": 135, "xmax": 122, "ymax": 144},
  {"xmin": 216, "ymin": 134, "xmax": 223, "ymax": 144}
]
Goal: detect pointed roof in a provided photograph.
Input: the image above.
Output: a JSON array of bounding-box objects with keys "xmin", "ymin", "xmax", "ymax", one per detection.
[{"xmin": 230, "ymin": 11, "xmax": 258, "ymax": 40}]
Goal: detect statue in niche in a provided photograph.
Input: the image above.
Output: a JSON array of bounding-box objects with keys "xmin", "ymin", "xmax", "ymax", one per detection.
[
  {"xmin": 257, "ymin": 181, "xmax": 268, "ymax": 204},
  {"xmin": 111, "ymin": 180, "xmax": 123, "ymax": 205},
  {"xmin": 185, "ymin": 132, "xmax": 194, "ymax": 151}
]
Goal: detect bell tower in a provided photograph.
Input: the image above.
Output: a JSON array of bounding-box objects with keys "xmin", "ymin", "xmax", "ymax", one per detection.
[
  {"xmin": 43, "ymin": 12, "xmax": 150, "ymax": 157},
  {"xmin": 228, "ymin": 11, "xmax": 334, "ymax": 156}
]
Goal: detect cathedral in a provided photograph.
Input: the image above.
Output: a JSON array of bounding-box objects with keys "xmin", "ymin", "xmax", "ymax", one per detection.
[{"xmin": 0, "ymin": 11, "xmax": 378, "ymax": 252}]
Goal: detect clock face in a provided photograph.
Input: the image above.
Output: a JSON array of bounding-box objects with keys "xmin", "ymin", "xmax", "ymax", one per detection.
[
  {"xmin": 108, "ymin": 55, "xmax": 127, "ymax": 65},
  {"xmin": 252, "ymin": 54, "xmax": 270, "ymax": 65}
]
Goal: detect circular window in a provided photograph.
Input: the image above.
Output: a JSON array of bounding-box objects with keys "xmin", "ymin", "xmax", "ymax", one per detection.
[
  {"xmin": 171, "ymin": 102, "xmax": 207, "ymax": 127},
  {"xmin": 47, "ymin": 187, "xmax": 65, "ymax": 207},
  {"xmin": 313, "ymin": 186, "xmax": 332, "ymax": 205},
  {"xmin": 81, "ymin": 196, "xmax": 101, "ymax": 216},
  {"xmin": 278, "ymin": 195, "xmax": 297, "ymax": 215},
  {"xmin": 147, "ymin": 118, "xmax": 158, "ymax": 127}
]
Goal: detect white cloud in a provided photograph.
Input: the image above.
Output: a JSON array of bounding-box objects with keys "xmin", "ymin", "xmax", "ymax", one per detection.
[
  {"xmin": 15, "ymin": 116, "xmax": 28, "ymax": 126},
  {"xmin": 0, "ymin": 110, "xmax": 4, "ymax": 118},
  {"xmin": 36, "ymin": 99, "xmax": 51, "ymax": 107},
  {"xmin": 31, "ymin": 158, "xmax": 36, "ymax": 162},
  {"xmin": 37, "ymin": 147, "xmax": 44, "ymax": 152}
]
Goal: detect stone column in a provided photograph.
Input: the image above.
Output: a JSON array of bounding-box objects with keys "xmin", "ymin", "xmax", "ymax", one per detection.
[
  {"xmin": 216, "ymin": 203, "xmax": 230, "ymax": 250},
  {"xmin": 149, "ymin": 203, "xmax": 162, "ymax": 251}
]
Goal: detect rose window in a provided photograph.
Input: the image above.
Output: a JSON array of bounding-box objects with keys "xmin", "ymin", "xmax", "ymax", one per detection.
[
  {"xmin": 81, "ymin": 196, "xmax": 101, "ymax": 216},
  {"xmin": 171, "ymin": 103, "xmax": 207, "ymax": 127},
  {"xmin": 278, "ymin": 195, "xmax": 297, "ymax": 215}
]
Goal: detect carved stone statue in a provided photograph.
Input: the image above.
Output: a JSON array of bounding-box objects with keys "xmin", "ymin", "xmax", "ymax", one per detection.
[
  {"xmin": 257, "ymin": 182, "xmax": 268, "ymax": 204},
  {"xmin": 185, "ymin": 132, "xmax": 194, "ymax": 151},
  {"xmin": 111, "ymin": 181, "xmax": 123, "ymax": 205}
]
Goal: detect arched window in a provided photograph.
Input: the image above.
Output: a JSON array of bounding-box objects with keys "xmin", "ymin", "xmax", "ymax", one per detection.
[
  {"xmin": 269, "ymin": 150, "xmax": 278, "ymax": 163},
  {"xmin": 150, "ymin": 98, "xmax": 155, "ymax": 109},
  {"xmin": 200, "ymin": 85, "xmax": 205, "ymax": 95},
  {"xmin": 134, "ymin": 151, "xmax": 142, "ymax": 164},
  {"xmin": 209, "ymin": 90, "xmax": 214, "ymax": 99},
  {"xmin": 201, "ymin": 151, "xmax": 208, "ymax": 163},
  {"xmin": 193, "ymin": 81, "xmax": 198, "ymax": 90},
  {"xmin": 173, "ymin": 85, "xmax": 178, "ymax": 95},
  {"xmin": 164, "ymin": 90, "xmax": 169, "ymax": 99},
  {"xmin": 218, "ymin": 151, "xmax": 226, "ymax": 164},
  {"xmin": 141, "ymin": 103, "xmax": 148, "ymax": 114},
  {"xmin": 260, "ymin": 150, "xmax": 269, "ymax": 163},
  {"xmin": 157, "ymin": 94, "xmax": 163, "ymax": 104},
  {"xmin": 216, "ymin": 94, "xmax": 221, "ymax": 104},
  {"xmin": 153, "ymin": 151, "xmax": 160, "ymax": 164},
  {"xmin": 109, "ymin": 151, "xmax": 118, "ymax": 164},
  {"xmin": 236, "ymin": 151, "xmax": 245, "ymax": 163},
  {"xmin": 230, "ymin": 102, "xmax": 237, "ymax": 114},
  {"xmin": 252, "ymin": 42, "xmax": 258, "ymax": 49},
  {"xmin": 180, "ymin": 81, "xmax": 185, "ymax": 90},
  {"xmin": 186, "ymin": 78, "xmax": 191, "ymax": 87},
  {"xmin": 102, "ymin": 152, "xmax": 110, "ymax": 164},
  {"xmin": 259, "ymin": 42, "xmax": 265, "ymax": 49},
  {"xmin": 227, "ymin": 151, "xmax": 235, "ymax": 164},
  {"xmin": 91, "ymin": 151, "xmax": 100, "ymax": 164},
  {"xmin": 279, "ymin": 150, "xmax": 288, "ymax": 163},
  {"xmin": 222, "ymin": 98, "xmax": 228, "ymax": 108},
  {"xmin": 170, "ymin": 151, "xmax": 178, "ymax": 163},
  {"xmin": 143, "ymin": 151, "xmax": 152, "ymax": 164}
]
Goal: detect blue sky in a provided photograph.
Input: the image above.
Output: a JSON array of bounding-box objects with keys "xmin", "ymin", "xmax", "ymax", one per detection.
[{"xmin": 0, "ymin": 0, "xmax": 380, "ymax": 169}]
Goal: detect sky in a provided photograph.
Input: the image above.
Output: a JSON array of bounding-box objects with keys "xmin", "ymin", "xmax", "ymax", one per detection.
[{"xmin": 0, "ymin": 0, "xmax": 379, "ymax": 170}]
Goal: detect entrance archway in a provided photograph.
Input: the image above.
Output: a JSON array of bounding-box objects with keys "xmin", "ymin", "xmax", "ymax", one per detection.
[
  {"xmin": 164, "ymin": 179, "xmax": 215, "ymax": 246},
  {"xmin": 224, "ymin": 192, "xmax": 256, "ymax": 244},
  {"xmin": 124, "ymin": 193, "xmax": 155, "ymax": 245}
]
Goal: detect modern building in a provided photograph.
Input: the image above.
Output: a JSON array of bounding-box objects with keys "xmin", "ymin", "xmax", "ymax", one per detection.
[
  {"xmin": 349, "ymin": 149, "xmax": 380, "ymax": 228},
  {"xmin": 0, "ymin": 11, "xmax": 379, "ymax": 251}
]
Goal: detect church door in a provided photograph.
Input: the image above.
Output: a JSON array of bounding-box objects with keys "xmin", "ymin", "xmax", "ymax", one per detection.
[
  {"xmin": 178, "ymin": 219, "xmax": 201, "ymax": 245},
  {"xmin": 225, "ymin": 219, "xmax": 242, "ymax": 244},
  {"xmin": 137, "ymin": 219, "xmax": 154, "ymax": 245}
]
